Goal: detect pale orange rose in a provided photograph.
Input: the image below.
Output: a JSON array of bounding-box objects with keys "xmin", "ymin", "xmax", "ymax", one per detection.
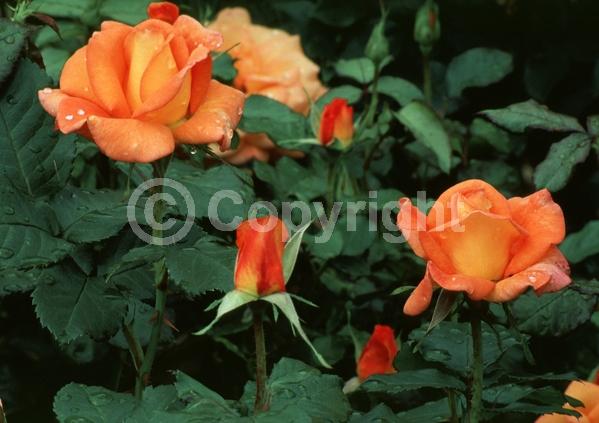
[
  {"xmin": 536, "ymin": 379, "xmax": 599, "ymax": 422},
  {"xmin": 38, "ymin": 2, "xmax": 245, "ymax": 163},
  {"xmin": 208, "ymin": 7, "xmax": 326, "ymax": 164},
  {"xmin": 398, "ymin": 179, "xmax": 571, "ymax": 316}
]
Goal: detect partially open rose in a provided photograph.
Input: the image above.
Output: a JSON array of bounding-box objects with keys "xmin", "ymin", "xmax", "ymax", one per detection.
[
  {"xmin": 38, "ymin": 1, "xmax": 245, "ymax": 163},
  {"xmin": 398, "ymin": 179, "xmax": 571, "ymax": 316},
  {"xmin": 208, "ymin": 7, "xmax": 326, "ymax": 164},
  {"xmin": 357, "ymin": 325, "xmax": 398, "ymax": 381}
]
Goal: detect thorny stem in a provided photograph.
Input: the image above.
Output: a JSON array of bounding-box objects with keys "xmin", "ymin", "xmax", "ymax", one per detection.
[{"xmin": 252, "ymin": 303, "xmax": 269, "ymax": 414}]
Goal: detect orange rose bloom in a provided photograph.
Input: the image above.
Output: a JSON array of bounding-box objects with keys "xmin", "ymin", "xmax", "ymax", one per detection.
[
  {"xmin": 536, "ymin": 379, "xmax": 599, "ymax": 422},
  {"xmin": 235, "ymin": 216, "xmax": 289, "ymax": 297},
  {"xmin": 38, "ymin": 2, "xmax": 245, "ymax": 163},
  {"xmin": 208, "ymin": 7, "xmax": 326, "ymax": 164},
  {"xmin": 318, "ymin": 98, "xmax": 354, "ymax": 146},
  {"xmin": 357, "ymin": 325, "xmax": 398, "ymax": 381},
  {"xmin": 398, "ymin": 179, "xmax": 571, "ymax": 316}
]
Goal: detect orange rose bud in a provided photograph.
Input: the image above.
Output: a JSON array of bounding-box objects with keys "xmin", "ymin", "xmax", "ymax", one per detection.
[
  {"xmin": 234, "ymin": 216, "xmax": 289, "ymax": 297},
  {"xmin": 536, "ymin": 379, "xmax": 599, "ymax": 422},
  {"xmin": 318, "ymin": 98, "xmax": 354, "ymax": 146},
  {"xmin": 38, "ymin": 2, "xmax": 245, "ymax": 163},
  {"xmin": 147, "ymin": 2, "xmax": 179, "ymax": 24},
  {"xmin": 398, "ymin": 179, "xmax": 571, "ymax": 316},
  {"xmin": 357, "ymin": 325, "xmax": 398, "ymax": 381}
]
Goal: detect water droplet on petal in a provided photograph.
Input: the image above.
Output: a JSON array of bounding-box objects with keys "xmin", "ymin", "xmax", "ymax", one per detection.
[
  {"xmin": 528, "ymin": 274, "xmax": 537, "ymax": 283},
  {"xmin": 65, "ymin": 114, "xmax": 74, "ymax": 121},
  {"xmin": 77, "ymin": 109, "xmax": 85, "ymax": 116}
]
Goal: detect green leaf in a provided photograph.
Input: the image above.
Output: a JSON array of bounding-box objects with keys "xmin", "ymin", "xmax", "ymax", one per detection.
[
  {"xmin": 99, "ymin": 0, "xmax": 151, "ymax": 24},
  {"xmin": 31, "ymin": 0, "xmax": 98, "ymax": 19},
  {"xmin": 561, "ymin": 220, "xmax": 599, "ymax": 263},
  {"xmin": 174, "ymin": 371, "xmax": 239, "ymax": 418},
  {"xmin": 54, "ymin": 383, "xmax": 135, "ymax": 423},
  {"xmin": 397, "ymin": 101, "xmax": 452, "ymax": 173},
  {"xmin": 242, "ymin": 358, "xmax": 350, "ymax": 421},
  {"xmin": 376, "ymin": 76, "xmax": 425, "ymax": 106},
  {"xmin": 0, "ymin": 224, "xmax": 72, "ymax": 271},
  {"xmin": 0, "ymin": 19, "xmax": 28, "ymax": 84},
  {"xmin": 480, "ymin": 100, "xmax": 584, "ymax": 133},
  {"xmin": 166, "ymin": 236, "xmax": 236, "ymax": 296},
  {"xmin": 469, "ymin": 118, "xmax": 515, "ymax": 155},
  {"xmin": 446, "ymin": 48, "xmax": 513, "ymax": 98},
  {"xmin": 212, "ymin": 52, "xmax": 237, "ymax": 84},
  {"xmin": 534, "ymin": 133, "xmax": 591, "ymax": 192},
  {"xmin": 349, "ymin": 404, "xmax": 398, "ymax": 422},
  {"xmin": 51, "ymin": 186, "xmax": 133, "ymax": 243},
  {"xmin": 167, "ymin": 160, "xmax": 254, "ymax": 225},
  {"xmin": 33, "ymin": 265, "xmax": 128, "ymax": 343},
  {"xmin": 0, "ymin": 59, "xmax": 76, "ymax": 196},
  {"xmin": 283, "ymin": 221, "xmax": 312, "ymax": 283},
  {"xmin": 335, "ymin": 58, "xmax": 376, "ymax": 84},
  {"xmin": 316, "ymin": 85, "xmax": 363, "ymax": 107},
  {"xmin": 410, "ymin": 321, "xmax": 520, "ymax": 374},
  {"xmin": 395, "ymin": 398, "xmax": 455, "ymax": 423},
  {"xmin": 125, "ymin": 385, "xmax": 181, "ymax": 423},
  {"xmin": 239, "ymin": 95, "xmax": 310, "ymax": 144},
  {"xmin": 262, "ymin": 292, "xmax": 331, "ymax": 368},
  {"xmin": 361, "ymin": 369, "xmax": 466, "ymax": 394},
  {"xmin": 510, "ymin": 288, "xmax": 597, "ymax": 336},
  {"xmin": 195, "ymin": 289, "xmax": 257, "ymax": 335}
]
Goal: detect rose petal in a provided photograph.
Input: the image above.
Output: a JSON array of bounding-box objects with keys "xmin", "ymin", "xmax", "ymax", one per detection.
[
  {"xmin": 397, "ymin": 197, "xmax": 427, "ymax": 259},
  {"xmin": 173, "ymin": 80, "xmax": 245, "ymax": 149},
  {"xmin": 428, "ymin": 262, "xmax": 495, "ymax": 301},
  {"xmin": 173, "ymin": 14, "xmax": 223, "ymax": 51},
  {"xmin": 86, "ymin": 116, "xmax": 174, "ymax": 163},
  {"xmin": 188, "ymin": 56, "xmax": 212, "ymax": 114},
  {"xmin": 403, "ymin": 271, "xmax": 434, "ymax": 316},
  {"xmin": 531, "ymin": 247, "xmax": 571, "ymax": 294},
  {"xmin": 38, "ymin": 89, "xmax": 68, "ymax": 117},
  {"xmin": 56, "ymin": 97, "xmax": 109, "ymax": 133},
  {"xmin": 86, "ymin": 25, "xmax": 132, "ymax": 117},
  {"xmin": 427, "ymin": 179, "xmax": 511, "ymax": 231},
  {"xmin": 431, "ymin": 210, "xmax": 521, "ymax": 281},
  {"xmin": 132, "ymin": 43, "xmax": 209, "ymax": 119},
  {"xmin": 484, "ymin": 269, "xmax": 550, "ymax": 303},
  {"xmin": 59, "ymin": 47, "xmax": 100, "ymax": 105},
  {"xmin": 505, "ymin": 189, "xmax": 566, "ymax": 276}
]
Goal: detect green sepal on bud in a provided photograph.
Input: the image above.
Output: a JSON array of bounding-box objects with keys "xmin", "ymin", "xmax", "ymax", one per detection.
[
  {"xmin": 365, "ymin": 9, "xmax": 390, "ymax": 66},
  {"xmin": 414, "ymin": 0, "xmax": 441, "ymax": 56}
]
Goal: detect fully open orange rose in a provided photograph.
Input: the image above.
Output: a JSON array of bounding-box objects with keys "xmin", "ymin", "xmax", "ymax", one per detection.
[
  {"xmin": 357, "ymin": 325, "xmax": 398, "ymax": 381},
  {"xmin": 38, "ymin": 2, "xmax": 245, "ymax": 163},
  {"xmin": 208, "ymin": 7, "xmax": 326, "ymax": 164},
  {"xmin": 398, "ymin": 179, "xmax": 571, "ymax": 316},
  {"xmin": 536, "ymin": 379, "xmax": 599, "ymax": 422},
  {"xmin": 235, "ymin": 216, "xmax": 289, "ymax": 297}
]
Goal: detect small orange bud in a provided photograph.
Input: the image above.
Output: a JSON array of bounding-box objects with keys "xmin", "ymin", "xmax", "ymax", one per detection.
[
  {"xmin": 318, "ymin": 98, "xmax": 354, "ymax": 146},
  {"xmin": 234, "ymin": 216, "xmax": 289, "ymax": 297},
  {"xmin": 357, "ymin": 325, "xmax": 398, "ymax": 381},
  {"xmin": 147, "ymin": 2, "xmax": 180, "ymax": 24}
]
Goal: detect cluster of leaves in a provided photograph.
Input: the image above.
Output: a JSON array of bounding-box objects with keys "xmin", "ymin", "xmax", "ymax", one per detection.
[{"xmin": 1, "ymin": 0, "xmax": 599, "ymax": 422}]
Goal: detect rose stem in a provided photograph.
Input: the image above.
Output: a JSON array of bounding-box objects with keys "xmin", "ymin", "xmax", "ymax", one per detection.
[
  {"xmin": 134, "ymin": 161, "xmax": 169, "ymax": 401},
  {"xmin": 469, "ymin": 308, "xmax": 484, "ymax": 423},
  {"xmin": 422, "ymin": 53, "xmax": 433, "ymax": 104},
  {"xmin": 252, "ymin": 303, "xmax": 269, "ymax": 413}
]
